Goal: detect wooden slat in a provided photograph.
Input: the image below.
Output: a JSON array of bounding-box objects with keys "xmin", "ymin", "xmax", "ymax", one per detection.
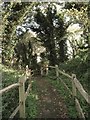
[
  {"xmin": 9, "ymin": 105, "xmax": 20, "ymax": 119},
  {"xmin": 74, "ymin": 77, "xmax": 90, "ymax": 104},
  {"xmin": 25, "ymin": 84, "xmax": 32, "ymax": 100},
  {"xmin": 0, "ymin": 83, "xmax": 20, "ymax": 94},
  {"xmin": 75, "ymin": 98, "xmax": 85, "ymax": 120},
  {"xmin": 58, "ymin": 69, "xmax": 72, "ymax": 79}
]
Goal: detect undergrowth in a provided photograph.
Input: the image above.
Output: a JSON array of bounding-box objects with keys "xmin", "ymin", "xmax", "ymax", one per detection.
[
  {"xmin": 46, "ymin": 74, "xmax": 78, "ymax": 118},
  {"xmin": 1, "ymin": 64, "xmax": 38, "ymax": 119},
  {"xmin": 1, "ymin": 64, "xmax": 23, "ymax": 118},
  {"xmin": 46, "ymin": 69, "xmax": 89, "ymax": 119},
  {"xmin": 26, "ymin": 80, "xmax": 38, "ymax": 118},
  {"xmin": 0, "ymin": 63, "xmax": 89, "ymax": 119}
]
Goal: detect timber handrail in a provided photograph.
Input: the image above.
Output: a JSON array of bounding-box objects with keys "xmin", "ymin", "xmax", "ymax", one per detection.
[
  {"xmin": 58, "ymin": 69, "xmax": 90, "ymax": 103},
  {"xmin": 73, "ymin": 76, "xmax": 90, "ymax": 104},
  {"xmin": 9, "ymin": 105, "xmax": 20, "ymax": 119},
  {"xmin": 58, "ymin": 77, "xmax": 73, "ymax": 96},
  {"xmin": 48, "ymin": 65, "xmax": 72, "ymax": 79},
  {"xmin": 49, "ymin": 66, "xmax": 56, "ymax": 69},
  {"xmin": 25, "ymin": 83, "xmax": 32, "ymax": 100},
  {"xmin": 1, "ymin": 66, "xmax": 32, "ymax": 119},
  {"xmin": 48, "ymin": 65, "xmax": 90, "ymax": 103},
  {"xmin": 58, "ymin": 69, "xmax": 72, "ymax": 79},
  {"xmin": 75, "ymin": 98, "xmax": 85, "ymax": 119},
  {"xmin": 0, "ymin": 83, "xmax": 20, "ymax": 94},
  {"xmin": 48, "ymin": 65, "xmax": 90, "ymax": 119}
]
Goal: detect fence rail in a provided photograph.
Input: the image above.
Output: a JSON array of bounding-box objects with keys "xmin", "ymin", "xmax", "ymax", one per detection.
[
  {"xmin": 1, "ymin": 65, "xmax": 89, "ymax": 119},
  {"xmin": 9, "ymin": 105, "xmax": 20, "ymax": 119},
  {"xmin": 48, "ymin": 65, "xmax": 90, "ymax": 119},
  {"xmin": 73, "ymin": 76, "xmax": 90, "ymax": 104},
  {"xmin": 0, "ymin": 83, "xmax": 20, "ymax": 94},
  {"xmin": 0, "ymin": 66, "xmax": 32, "ymax": 119}
]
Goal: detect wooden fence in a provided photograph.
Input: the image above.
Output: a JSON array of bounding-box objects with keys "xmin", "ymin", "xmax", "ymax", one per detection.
[
  {"xmin": 48, "ymin": 65, "xmax": 90, "ymax": 120},
  {"xmin": 0, "ymin": 67, "xmax": 32, "ymax": 119},
  {"xmin": 0, "ymin": 65, "xmax": 90, "ymax": 119}
]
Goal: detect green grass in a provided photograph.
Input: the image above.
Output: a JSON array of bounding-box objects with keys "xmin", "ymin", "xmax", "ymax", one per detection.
[
  {"xmin": 1, "ymin": 64, "xmax": 38, "ymax": 119},
  {"xmin": 1, "ymin": 64, "xmax": 23, "ymax": 118},
  {"xmin": 26, "ymin": 80, "xmax": 38, "ymax": 118},
  {"xmin": 46, "ymin": 74, "xmax": 78, "ymax": 118},
  {"xmin": 46, "ymin": 70, "xmax": 89, "ymax": 119},
  {"xmin": 0, "ymin": 64, "xmax": 89, "ymax": 119}
]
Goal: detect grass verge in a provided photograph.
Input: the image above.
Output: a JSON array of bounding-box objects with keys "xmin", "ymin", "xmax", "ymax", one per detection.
[
  {"xmin": 46, "ymin": 70, "xmax": 89, "ymax": 119},
  {"xmin": 1, "ymin": 64, "xmax": 38, "ymax": 119},
  {"xmin": 46, "ymin": 71, "xmax": 78, "ymax": 118},
  {"xmin": 26, "ymin": 79, "xmax": 38, "ymax": 118}
]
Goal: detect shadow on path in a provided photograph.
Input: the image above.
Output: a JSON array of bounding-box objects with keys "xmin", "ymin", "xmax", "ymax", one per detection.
[{"xmin": 33, "ymin": 76, "xmax": 68, "ymax": 118}]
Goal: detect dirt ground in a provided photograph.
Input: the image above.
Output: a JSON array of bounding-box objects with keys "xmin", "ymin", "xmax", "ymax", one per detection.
[{"xmin": 33, "ymin": 76, "xmax": 68, "ymax": 118}]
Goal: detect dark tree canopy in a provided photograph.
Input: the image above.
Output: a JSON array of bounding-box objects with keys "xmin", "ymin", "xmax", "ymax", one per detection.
[{"xmin": 1, "ymin": 2, "xmax": 89, "ymax": 70}]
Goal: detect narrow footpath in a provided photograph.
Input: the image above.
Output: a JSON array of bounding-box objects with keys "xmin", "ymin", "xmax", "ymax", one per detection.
[{"xmin": 33, "ymin": 76, "xmax": 68, "ymax": 118}]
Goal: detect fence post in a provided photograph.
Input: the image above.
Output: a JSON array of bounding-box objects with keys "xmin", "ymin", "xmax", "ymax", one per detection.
[
  {"xmin": 19, "ymin": 76, "xmax": 25, "ymax": 118},
  {"xmin": 46, "ymin": 64, "xmax": 48, "ymax": 76},
  {"xmin": 41, "ymin": 67, "xmax": 43, "ymax": 76},
  {"xmin": 55, "ymin": 65, "xmax": 59, "ymax": 78},
  {"xmin": 28, "ymin": 69, "xmax": 32, "ymax": 91},
  {"xmin": 72, "ymin": 74, "xmax": 77, "ymax": 98},
  {"xmin": 55, "ymin": 65, "xmax": 59, "ymax": 84},
  {"xmin": 26, "ymin": 65, "xmax": 31, "ymax": 79}
]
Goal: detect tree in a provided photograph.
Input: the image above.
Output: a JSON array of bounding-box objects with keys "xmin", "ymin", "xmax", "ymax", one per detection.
[
  {"xmin": 2, "ymin": 2, "xmax": 34, "ymax": 65},
  {"xmin": 64, "ymin": 2, "xmax": 89, "ymax": 60},
  {"xmin": 30, "ymin": 3, "xmax": 67, "ymax": 65}
]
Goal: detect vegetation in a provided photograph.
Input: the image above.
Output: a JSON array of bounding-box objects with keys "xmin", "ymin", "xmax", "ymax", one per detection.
[
  {"xmin": 26, "ymin": 80, "xmax": 38, "ymax": 118},
  {"xmin": 2, "ymin": 2, "xmax": 89, "ymax": 67},
  {"xmin": 46, "ymin": 69, "xmax": 89, "ymax": 118},
  {"xmin": 1, "ymin": 65, "xmax": 22, "ymax": 118},
  {"xmin": 59, "ymin": 58, "xmax": 89, "ymax": 94},
  {"xmin": 1, "ymin": 1, "xmax": 90, "ymax": 119},
  {"xmin": 1, "ymin": 65, "xmax": 38, "ymax": 118},
  {"xmin": 46, "ymin": 74, "xmax": 78, "ymax": 118}
]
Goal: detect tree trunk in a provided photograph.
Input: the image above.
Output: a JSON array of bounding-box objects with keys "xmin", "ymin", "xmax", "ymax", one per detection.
[{"xmin": 58, "ymin": 40, "xmax": 65, "ymax": 63}]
